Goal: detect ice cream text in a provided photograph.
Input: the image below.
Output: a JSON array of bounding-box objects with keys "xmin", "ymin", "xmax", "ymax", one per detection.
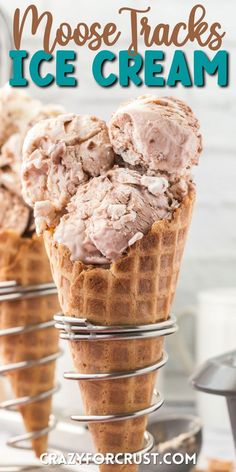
[{"xmin": 9, "ymin": 4, "xmax": 229, "ymax": 88}]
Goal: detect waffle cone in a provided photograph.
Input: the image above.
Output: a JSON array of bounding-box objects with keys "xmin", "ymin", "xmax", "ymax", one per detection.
[
  {"xmin": 0, "ymin": 231, "xmax": 60, "ymax": 457},
  {"xmin": 44, "ymin": 190, "xmax": 195, "ymax": 471}
]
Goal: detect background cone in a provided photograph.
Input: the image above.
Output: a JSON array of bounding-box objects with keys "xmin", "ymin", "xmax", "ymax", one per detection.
[
  {"xmin": 0, "ymin": 231, "xmax": 59, "ymax": 457},
  {"xmin": 44, "ymin": 190, "xmax": 195, "ymax": 471}
]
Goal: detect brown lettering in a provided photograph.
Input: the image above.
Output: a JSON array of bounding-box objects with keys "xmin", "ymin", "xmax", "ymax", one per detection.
[
  {"xmin": 188, "ymin": 4, "xmax": 206, "ymax": 42},
  {"xmin": 13, "ymin": 5, "xmax": 54, "ymax": 53},
  {"xmin": 194, "ymin": 22, "xmax": 209, "ymax": 47},
  {"xmin": 140, "ymin": 17, "xmax": 151, "ymax": 46},
  {"xmin": 55, "ymin": 23, "xmax": 72, "ymax": 47},
  {"xmin": 13, "ymin": 4, "xmax": 225, "ymax": 56},
  {"xmin": 74, "ymin": 23, "xmax": 90, "ymax": 46},
  {"xmin": 103, "ymin": 23, "xmax": 121, "ymax": 46},
  {"xmin": 153, "ymin": 24, "xmax": 172, "ymax": 47},
  {"xmin": 88, "ymin": 23, "xmax": 102, "ymax": 50},
  {"xmin": 170, "ymin": 23, "xmax": 188, "ymax": 47},
  {"xmin": 209, "ymin": 23, "xmax": 226, "ymax": 51},
  {"xmin": 119, "ymin": 7, "xmax": 151, "ymax": 55}
]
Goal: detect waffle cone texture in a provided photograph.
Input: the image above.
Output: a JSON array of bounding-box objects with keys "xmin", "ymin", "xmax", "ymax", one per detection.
[
  {"xmin": 44, "ymin": 190, "xmax": 195, "ymax": 472},
  {"xmin": 0, "ymin": 231, "xmax": 60, "ymax": 457}
]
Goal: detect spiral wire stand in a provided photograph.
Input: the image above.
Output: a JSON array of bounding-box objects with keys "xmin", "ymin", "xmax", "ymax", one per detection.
[
  {"xmin": 0, "ymin": 281, "xmax": 61, "ymax": 455},
  {"xmin": 55, "ymin": 313, "xmax": 178, "ymax": 463}
]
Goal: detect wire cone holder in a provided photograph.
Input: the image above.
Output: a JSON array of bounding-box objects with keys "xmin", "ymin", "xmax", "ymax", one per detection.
[
  {"xmin": 0, "ymin": 281, "xmax": 61, "ymax": 451},
  {"xmin": 55, "ymin": 313, "xmax": 178, "ymax": 462}
]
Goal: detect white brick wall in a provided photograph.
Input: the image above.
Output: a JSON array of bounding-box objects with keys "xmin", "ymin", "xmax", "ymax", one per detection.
[{"xmin": 2, "ymin": 0, "xmax": 236, "ymax": 381}]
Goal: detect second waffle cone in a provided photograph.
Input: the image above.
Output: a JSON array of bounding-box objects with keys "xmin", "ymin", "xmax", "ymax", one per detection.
[
  {"xmin": 0, "ymin": 231, "xmax": 59, "ymax": 457},
  {"xmin": 44, "ymin": 190, "xmax": 195, "ymax": 471}
]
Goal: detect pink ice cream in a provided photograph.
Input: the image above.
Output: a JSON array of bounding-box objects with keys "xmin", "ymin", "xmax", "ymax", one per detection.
[
  {"xmin": 0, "ymin": 118, "xmax": 31, "ymax": 236},
  {"xmin": 22, "ymin": 96, "xmax": 201, "ymax": 264},
  {"xmin": 0, "ymin": 85, "xmax": 42, "ymax": 148},
  {"xmin": 0, "ymin": 186, "xmax": 31, "ymax": 235},
  {"xmin": 28, "ymin": 104, "xmax": 66, "ymax": 128},
  {"xmin": 22, "ymin": 113, "xmax": 114, "ymax": 233},
  {"xmin": 0, "ymin": 88, "xmax": 65, "ymax": 236},
  {"xmin": 109, "ymin": 95, "xmax": 202, "ymax": 175},
  {"xmin": 0, "ymin": 85, "xmax": 64, "ymax": 150},
  {"xmin": 0, "ymin": 104, "xmax": 65, "ymax": 197},
  {"xmin": 0, "ymin": 133, "xmax": 23, "ymax": 195},
  {"xmin": 54, "ymin": 167, "xmax": 175, "ymax": 263}
]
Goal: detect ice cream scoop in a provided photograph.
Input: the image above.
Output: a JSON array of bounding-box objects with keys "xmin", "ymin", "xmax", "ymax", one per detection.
[
  {"xmin": 22, "ymin": 113, "xmax": 115, "ymax": 232},
  {"xmin": 29, "ymin": 104, "xmax": 66, "ymax": 125},
  {"xmin": 0, "ymin": 106, "xmax": 65, "ymax": 194},
  {"xmin": 0, "ymin": 85, "xmax": 42, "ymax": 148},
  {"xmin": 54, "ymin": 167, "xmax": 180, "ymax": 264},
  {"xmin": 21, "ymin": 96, "xmax": 201, "ymax": 264},
  {"xmin": 0, "ymin": 102, "xmax": 64, "ymax": 180},
  {"xmin": 0, "ymin": 133, "xmax": 23, "ymax": 196},
  {"xmin": 0, "ymin": 88, "xmax": 66, "ymax": 236},
  {"xmin": 0, "ymin": 169, "xmax": 21, "ymax": 197},
  {"xmin": 108, "ymin": 95, "xmax": 202, "ymax": 175},
  {"xmin": 0, "ymin": 186, "xmax": 31, "ymax": 235},
  {"xmin": 0, "ymin": 133, "xmax": 22, "ymax": 171}
]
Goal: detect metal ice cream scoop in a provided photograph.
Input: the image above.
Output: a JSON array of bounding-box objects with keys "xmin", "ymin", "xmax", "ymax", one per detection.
[{"xmin": 191, "ymin": 350, "xmax": 236, "ymax": 451}]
